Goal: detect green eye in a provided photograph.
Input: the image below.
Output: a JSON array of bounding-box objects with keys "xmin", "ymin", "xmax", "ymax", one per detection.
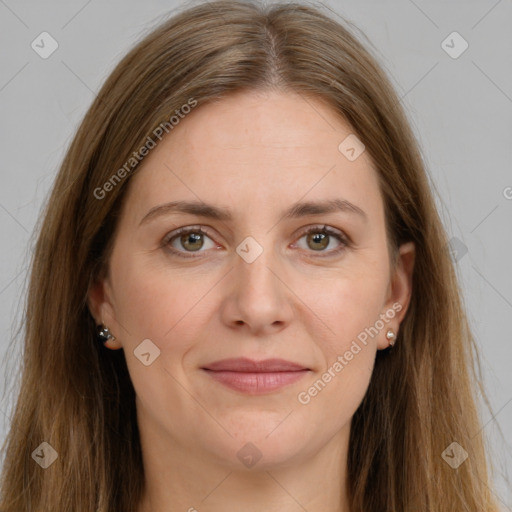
[
  {"xmin": 305, "ymin": 231, "xmax": 330, "ymax": 251},
  {"xmin": 164, "ymin": 226, "xmax": 216, "ymax": 257},
  {"xmin": 296, "ymin": 225, "xmax": 349, "ymax": 256},
  {"xmin": 162, "ymin": 224, "xmax": 350, "ymax": 259},
  {"xmin": 178, "ymin": 232, "xmax": 206, "ymax": 252}
]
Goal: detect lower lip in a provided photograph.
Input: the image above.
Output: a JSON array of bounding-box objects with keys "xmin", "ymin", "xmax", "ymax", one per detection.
[{"xmin": 203, "ymin": 369, "xmax": 309, "ymax": 394}]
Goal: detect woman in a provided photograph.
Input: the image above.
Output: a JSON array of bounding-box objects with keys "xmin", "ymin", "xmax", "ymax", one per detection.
[{"xmin": 0, "ymin": 1, "xmax": 500, "ymax": 510}]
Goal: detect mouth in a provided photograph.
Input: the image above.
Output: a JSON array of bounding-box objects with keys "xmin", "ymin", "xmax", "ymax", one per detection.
[{"xmin": 201, "ymin": 358, "xmax": 311, "ymax": 395}]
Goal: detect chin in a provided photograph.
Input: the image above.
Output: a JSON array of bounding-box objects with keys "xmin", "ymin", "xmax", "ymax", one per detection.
[{"xmin": 205, "ymin": 424, "xmax": 311, "ymax": 471}]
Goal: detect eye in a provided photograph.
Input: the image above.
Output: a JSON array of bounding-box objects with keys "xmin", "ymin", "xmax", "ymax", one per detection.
[
  {"xmin": 162, "ymin": 226, "xmax": 218, "ymax": 257},
  {"xmin": 162, "ymin": 224, "xmax": 350, "ymax": 259},
  {"xmin": 294, "ymin": 225, "xmax": 350, "ymax": 256}
]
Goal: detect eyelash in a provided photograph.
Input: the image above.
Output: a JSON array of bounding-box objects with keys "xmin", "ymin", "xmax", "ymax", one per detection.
[{"xmin": 162, "ymin": 224, "xmax": 351, "ymax": 259}]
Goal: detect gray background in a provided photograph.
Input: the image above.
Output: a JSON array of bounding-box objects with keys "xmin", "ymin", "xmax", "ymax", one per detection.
[{"xmin": 0, "ymin": 0, "xmax": 511, "ymax": 507}]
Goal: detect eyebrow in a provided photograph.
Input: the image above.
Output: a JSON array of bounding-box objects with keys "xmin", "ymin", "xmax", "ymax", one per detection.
[{"xmin": 139, "ymin": 198, "xmax": 368, "ymax": 226}]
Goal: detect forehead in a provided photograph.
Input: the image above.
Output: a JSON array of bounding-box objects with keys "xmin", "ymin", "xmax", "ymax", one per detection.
[{"xmin": 122, "ymin": 89, "xmax": 383, "ymax": 223}]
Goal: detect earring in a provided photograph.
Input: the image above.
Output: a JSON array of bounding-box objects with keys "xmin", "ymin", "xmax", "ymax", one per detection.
[
  {"xmin": 97, "ymin": 324, "xmax": 115, "ymax": 344},
  {"xmin": 386, "ymin": 329, "xmax": 396, "ymax": 347}
]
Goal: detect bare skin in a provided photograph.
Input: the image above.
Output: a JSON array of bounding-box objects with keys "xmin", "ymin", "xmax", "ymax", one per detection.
[{"xmin": 88, "ymin": 89, "xmax": 415, "ymax": 512}]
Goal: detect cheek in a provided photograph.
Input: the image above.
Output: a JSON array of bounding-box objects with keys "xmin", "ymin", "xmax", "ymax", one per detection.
[
  {"xmin": 109, "ymin": 257, "xmax": 202, "ymax": 407},
  {"xmin": 110, "ymin": 251, "xmax": 193, "ymax": 345},
  {"xmin": 290, "ymin": 260, "xmax": 389, "ymax": 412},
  {"xmin": 293, "ymin": 263, "xmax": 390, "ymax": 352},
  {"xmin": 294, "ymin": 272, "xmax": 383, "ymax": 424},
  {"xmin": 109, "ymin": 250, "xmax": 227, "ymax": 372}
]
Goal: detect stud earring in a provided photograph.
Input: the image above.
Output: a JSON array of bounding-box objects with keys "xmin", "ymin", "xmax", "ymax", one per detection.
[
  {"xmin": 97, "ymin": 324, "xmax": 115, "ymax": 344},
  {"xmin": 386, "ymin": 329, "xmax": 396, "ymax": 347}
]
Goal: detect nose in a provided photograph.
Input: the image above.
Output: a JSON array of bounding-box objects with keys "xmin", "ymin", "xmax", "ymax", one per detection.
[{"xmin": 219, "ymin": 244, "xmax": 294, "ymax": 336}]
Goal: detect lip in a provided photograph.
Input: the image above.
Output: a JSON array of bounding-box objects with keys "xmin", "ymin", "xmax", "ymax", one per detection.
[
  {"xmin": 202, "ymin": 357, "xmax": 309, "ymax": 372},
  {"xmin": 201, "ymin": 358, "xmax": 310, "ymax": 395}
]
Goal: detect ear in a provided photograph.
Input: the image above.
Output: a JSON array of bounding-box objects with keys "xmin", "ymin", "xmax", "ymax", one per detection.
[
  {"xmin": 87, "ymin": 274, "xmax": 123, "ymax": 350},
  {"xmin": 377, "ymin": 241, "xmax": 415, "ymax": 350}
]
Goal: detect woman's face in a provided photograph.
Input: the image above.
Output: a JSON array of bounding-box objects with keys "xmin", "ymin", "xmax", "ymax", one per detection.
[{"xmin": 89, "ymin": 89, "xmax": 414, "ymax": 470}]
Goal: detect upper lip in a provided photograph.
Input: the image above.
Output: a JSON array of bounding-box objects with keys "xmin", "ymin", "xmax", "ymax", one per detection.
[{"xmin": 202, "ymin": 357, "xmax": 309, "ymax": 372}]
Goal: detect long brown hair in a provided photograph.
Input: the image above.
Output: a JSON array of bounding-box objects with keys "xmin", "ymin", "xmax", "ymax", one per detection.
[{"xmin": 0, "ymin": 1, "xmax": 500, "ymax": 510}]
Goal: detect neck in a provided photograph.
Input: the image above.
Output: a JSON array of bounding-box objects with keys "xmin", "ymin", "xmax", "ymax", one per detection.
[{"xmin": 136, "ymin": 411, "xmax": 352, "ymax": 512}]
